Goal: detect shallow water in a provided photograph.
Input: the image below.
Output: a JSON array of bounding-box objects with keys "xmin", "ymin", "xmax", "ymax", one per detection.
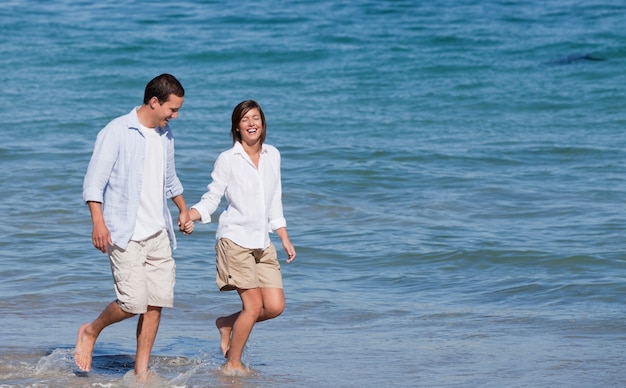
[{"xmin": 1, "ymin": 0, "xmax": 626, "ymax": 386}]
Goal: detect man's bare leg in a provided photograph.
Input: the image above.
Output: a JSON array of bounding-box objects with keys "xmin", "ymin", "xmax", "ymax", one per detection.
[
  {"xmin": 74, "ymin": 301, "xmax": 134, "ymax": 372},
  {"xmin": 134, "ymin": 306, "xmax": 162, "ymax": 376}
]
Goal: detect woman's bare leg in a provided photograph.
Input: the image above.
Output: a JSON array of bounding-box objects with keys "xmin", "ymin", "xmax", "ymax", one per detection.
[{"xmin": 222, "ymin": 288, "xmax": 262, "ymax": 374}]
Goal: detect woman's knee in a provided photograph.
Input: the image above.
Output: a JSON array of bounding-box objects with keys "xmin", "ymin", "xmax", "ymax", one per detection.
[
  {"xmin": 262, "ymin": 299, "xmax": 285, "ymax": 320},
  {"xmin": 240, "ymin": 289, "xmax": 264, "ymax": 317}
]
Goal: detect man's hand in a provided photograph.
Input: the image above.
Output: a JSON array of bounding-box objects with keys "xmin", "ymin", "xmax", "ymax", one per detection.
[{"xmin": 92, "ymin": 221, "xmax": 112, "ymax": 253}]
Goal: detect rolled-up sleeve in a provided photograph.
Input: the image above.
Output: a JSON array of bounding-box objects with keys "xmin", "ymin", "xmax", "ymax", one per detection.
[
  {"xmin": 164, "ymin": 132, "xmax": 184, "ymax": 198},
  {"xmin": 83, "ymin": 124, "xmax": 119, "ymax": 203},
  {"xmin": 267, "ymin": 152, "xmax": 286, "ymax": 231}
]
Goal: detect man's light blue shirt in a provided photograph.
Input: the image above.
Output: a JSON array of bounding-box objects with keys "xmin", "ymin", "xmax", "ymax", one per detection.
[{"xmin": 83, "ymin": 107, "xmax": 184, "ymax": 250}]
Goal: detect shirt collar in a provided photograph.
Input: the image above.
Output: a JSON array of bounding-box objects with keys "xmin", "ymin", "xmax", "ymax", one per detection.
[
  {"xmin": 233, "ymin": 141, "xmax": 267, "ymax": 155},
  {"xmin": 128, "ymin": 107, "xmax": 166, "ymax": 135}
]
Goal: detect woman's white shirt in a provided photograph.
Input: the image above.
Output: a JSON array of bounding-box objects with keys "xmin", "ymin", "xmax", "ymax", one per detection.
[{"xmin": 192, "ymin": 142, "xmax": 286, "ymax": 249}]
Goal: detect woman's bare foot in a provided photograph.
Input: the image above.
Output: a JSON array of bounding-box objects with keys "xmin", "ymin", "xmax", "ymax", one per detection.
[
  {"xmin": 221, "ymin": 361, "xmax": 251, "ymax": 376},
  {"xmin": 74, "ymin": 323, "xmax": 96, "ymax": 372},
  {"xmin": 215, "ymin": 317, "xmax": 231, "ymax": 358}
]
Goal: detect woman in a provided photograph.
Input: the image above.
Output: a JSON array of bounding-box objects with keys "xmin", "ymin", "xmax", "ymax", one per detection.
[{"xmin": 190, "ymin": 100, "xmax": 296, "ymax": 375}]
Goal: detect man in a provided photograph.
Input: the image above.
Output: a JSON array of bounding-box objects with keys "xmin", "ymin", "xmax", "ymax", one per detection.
[{"xmin": 74, "ymin": 73, "xmax": 194, "ymax": 377}]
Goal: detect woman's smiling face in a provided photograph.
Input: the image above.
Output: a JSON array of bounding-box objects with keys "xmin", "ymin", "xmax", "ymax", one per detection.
[{"xmin": 238, "ymin": 107, "xmax": 264, "ymax": 146}]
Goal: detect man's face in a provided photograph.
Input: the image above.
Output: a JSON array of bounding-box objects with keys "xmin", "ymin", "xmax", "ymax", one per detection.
[{"xmin": 151, "ymin": 94, "xmax": 184, "ymax": 128}]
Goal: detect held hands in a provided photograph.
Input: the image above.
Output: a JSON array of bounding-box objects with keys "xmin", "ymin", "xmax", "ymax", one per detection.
[{"xmin": 178, "ymin": 210, "xmax": 194, "ymax": 235}]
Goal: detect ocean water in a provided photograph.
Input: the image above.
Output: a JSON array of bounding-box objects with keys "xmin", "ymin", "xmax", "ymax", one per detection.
[{"xmin": 1, "ymin": 0, "xmax": 625, "ymax": 386}]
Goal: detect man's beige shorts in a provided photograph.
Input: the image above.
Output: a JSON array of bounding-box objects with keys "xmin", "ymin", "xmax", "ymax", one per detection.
[
  {"xmin": 215, "ymin": 238, "xmax": 283, "ymax": 291},
  {"xmin": 108, "ymin": 229, "xmax": 175, "ymax": 314}
]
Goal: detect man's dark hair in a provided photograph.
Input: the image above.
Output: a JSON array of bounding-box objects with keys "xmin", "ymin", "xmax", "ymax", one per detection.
[{"xmin": 143, "ymin": 73, "xmax": 184, "ymax": 104}]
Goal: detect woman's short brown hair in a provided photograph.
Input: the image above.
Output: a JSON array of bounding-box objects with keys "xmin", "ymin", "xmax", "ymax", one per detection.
[{"xmin": 230, "ymin": 100, "xmax": 267, "ymax": 145}]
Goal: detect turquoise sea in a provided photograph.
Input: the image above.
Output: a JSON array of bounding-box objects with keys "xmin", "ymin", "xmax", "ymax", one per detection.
[{"xmin": 1, "ymin": 0, "xmax": 625, "ymax": 386}]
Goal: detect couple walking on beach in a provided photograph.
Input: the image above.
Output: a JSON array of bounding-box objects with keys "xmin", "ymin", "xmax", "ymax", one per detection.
[{"xmin": 73, "ymin": 74, "xmax": 296, "ymax": 379}]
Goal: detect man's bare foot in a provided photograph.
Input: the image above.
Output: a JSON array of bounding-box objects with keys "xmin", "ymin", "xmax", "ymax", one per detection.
[
  {"xmin": 74, "ymin": 323, "xmax": 96, "ymax": 372},
  {"xmin": 215, "ymin": 317, "xmax": 231, "ymax": 358}
]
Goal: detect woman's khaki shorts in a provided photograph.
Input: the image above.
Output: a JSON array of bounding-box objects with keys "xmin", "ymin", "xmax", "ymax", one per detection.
[
  {"xmin": 215, "ymin": 238, "xmax": 283, "ymax": 291},
  {"xmin": 108, "ymin": 229, "xmax": 175, "ymax": 314}
]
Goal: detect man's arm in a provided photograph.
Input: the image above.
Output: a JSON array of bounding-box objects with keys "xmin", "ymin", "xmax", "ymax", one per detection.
[
  {"xmin": 171, "ymin": 194, "xmax": 193, "ymax": 235},
  {"xmin": 87, "ymin": 201, "xmax": 112, "ymax": 253}
]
